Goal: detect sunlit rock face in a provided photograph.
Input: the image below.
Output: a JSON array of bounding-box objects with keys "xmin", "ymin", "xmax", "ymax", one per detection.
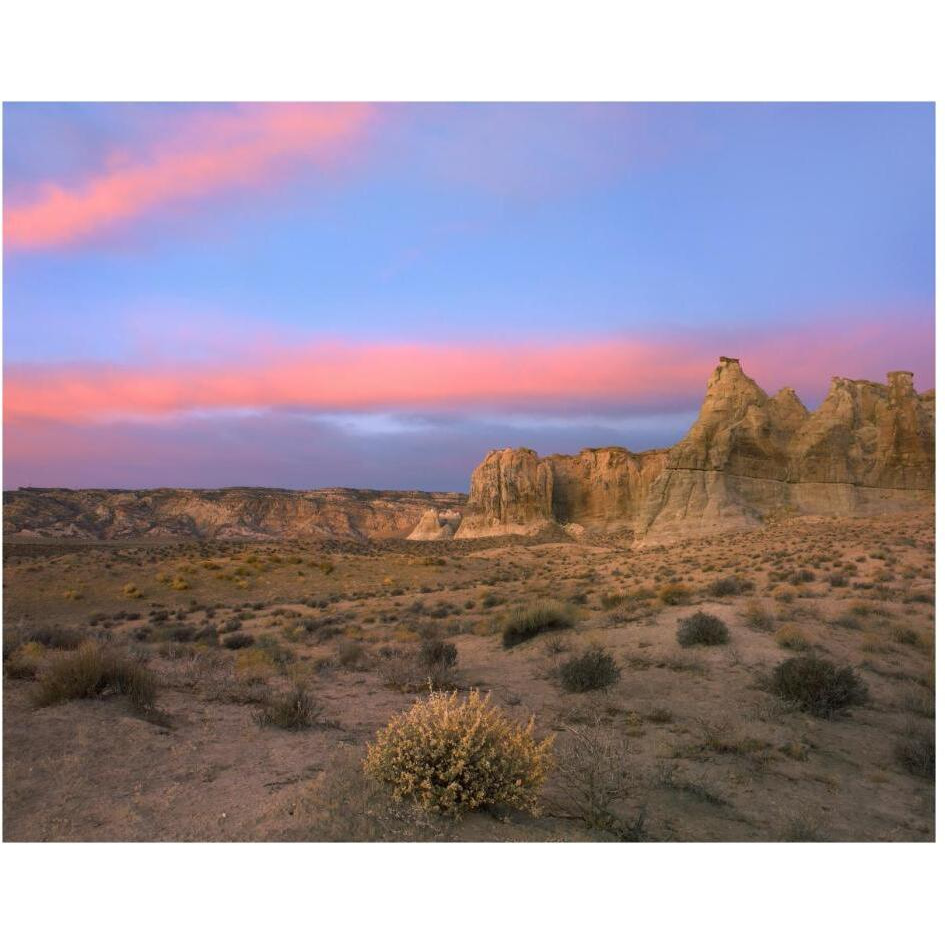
[
  {"xmin": 456, "ymin": 358, "xmax": 934, "ymax": 543},
  {"xmin": 406, "ymin": 507, "xmax": 463, "ymax": 540}
]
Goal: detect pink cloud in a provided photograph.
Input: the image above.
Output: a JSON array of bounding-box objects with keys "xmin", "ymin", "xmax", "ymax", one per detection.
[
  {"xmin": 4, "ymin": 104, "xmax": 374, "ymax": 250},
  {"xmin": 3, "ymin": 316, "xmax": 932, "ymax": 426}
]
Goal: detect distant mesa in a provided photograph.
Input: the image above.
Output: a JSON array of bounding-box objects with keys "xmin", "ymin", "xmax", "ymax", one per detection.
[{"xmin": 3, "ymin": 358, "xmax": 933, "ymax": 545}]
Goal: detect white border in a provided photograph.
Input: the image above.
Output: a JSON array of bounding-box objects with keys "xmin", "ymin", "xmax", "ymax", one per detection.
[{"xmin": 1, "ymin": 2, "xmax": 941, "ymax": 943}]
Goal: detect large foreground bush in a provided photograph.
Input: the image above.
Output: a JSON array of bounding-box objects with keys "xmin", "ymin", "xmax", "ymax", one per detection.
[
  {"xmin": 501, "ymin": 600, "xmax": 574, "ymax": 647},
  {"xmin": 364, "ymin": 690, "xmax": 553, "ymax": 815},
  {"xmin": 770, "ymin": 656, "xmax": 868, "ymax": 717},
  {"xmin": 34, "ymin": 642, "xmax": 157, "ymax": 712}
]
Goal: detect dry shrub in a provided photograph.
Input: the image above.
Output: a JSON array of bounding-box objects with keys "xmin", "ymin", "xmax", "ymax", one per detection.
[
  {"xmin": 658, "ymin": 584, "xmax": 692, "ymax": 606},
  {"xmin": 558, "ymin": 646, "xmax": 620, "ymax": 693},
  {"xmin": 773, "ymin": 625, "xmax": 812, "ymax": 651},
  {"xmin": 5, "ymin": 641, "xmax": 46, "ymax": 679},
  {"xmin": 769, "ymin": 656, "xmax": 868, "ymax": 717},
  {"xmin": 234, "ymin": 648, "xmax": 277, "ymax": 682},
  {"xmin": 743, "ymin": 600, "xmax": 775, "ymax": 632},
  {"xmin": 896, "ymin": 725, "xmax": 934, "ymax": 780},
  {"xmin": 676, "ymin": 611, "xmax": 730, "ymax": 647},
  {"xmin": 501, "ymin": 600, "xmax": 575, "ymax": 647},
  {"xmin": 337, "ymin": 638, "xmax": 368, "ymax": 669},
  {"xmin": 419, "ymin": 637, "xmax": 458, "ymax": 670},
  {"xmin": 378, "ymin": 644, "xmax": 458, "ymax": 692},
  {"xmin": 255, "ymin": 685, "xmax": 321, "ymax": 730},
  {"xmin": 706, "ymin": 576, "xmax": 753, "ymax": 597},
  {"xmin": 364, "ymin": 690, "xmax": 553, "ymax": 815},
  {"xmin": 34, "ymin": 642, "xmax": 157, "ymax": 712},
  {"xmin": 13, "ymin": 626, "xmax": 86, "ymax": 651},
  {"xmin": 554, "ymin": 721, "xmax": 647, "ymax": 840}
]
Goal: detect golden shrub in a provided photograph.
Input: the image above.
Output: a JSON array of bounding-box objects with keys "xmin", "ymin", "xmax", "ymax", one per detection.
[{"xmin": 364, "ymin": 690, "xmax": 554, "ymax": 815}]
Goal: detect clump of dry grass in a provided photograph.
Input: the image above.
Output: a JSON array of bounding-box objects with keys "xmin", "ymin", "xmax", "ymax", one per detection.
[
  {"xmin": 364, "ymin": 690, "xmax": 553, "ymax": 815},
  {"xmin": 896, "ymin": 725, "xmax": 934, "ymax": 780},
  {"xmin": 4, "ymin": 641, "xmax": 46, "ymax": 679},
  {"xmin": 501, "ymin": 600, "xmax": 575, "ymax": 647},
  {"xmin": 736, "ymin": 600, "xmax": 771, "ymax": 634},
  {"xmin": 33, "ymin": 642, "xmax": 157, "ymax": 712},
  {"xmin": 658, "ymin": 584, "xmax": 692, "ymax": 606},
  {"xmin": 254, "ymin": 685, "xmax": 321, "ymax": 730},
  {"xmin": 773, "ymin": 625, "xmax": 811, "ymax": 651}
]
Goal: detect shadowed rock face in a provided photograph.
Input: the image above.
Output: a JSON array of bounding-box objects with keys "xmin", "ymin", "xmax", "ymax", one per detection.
[
  {"xmin": 456, "ymin": 358, "xmax": 934, "ymax": 543},
  {"xmin": 3, "ymin": 487, "xmax": 467, "ymax": 541}
]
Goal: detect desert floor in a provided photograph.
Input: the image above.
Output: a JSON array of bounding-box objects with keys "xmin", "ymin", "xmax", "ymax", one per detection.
[{"xmin": 2, "ymin": 512, "xmax": 935, "ymax": 841}]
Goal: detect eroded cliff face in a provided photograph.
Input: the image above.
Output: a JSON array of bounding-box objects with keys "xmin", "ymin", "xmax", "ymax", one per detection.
[
  {"xmin": 454, "ymin": 445, "xmax": 670, "ymax": 538},
  {"xmin": 456, "ymin": 358, "xmax": 934, "ymax": 543},
  {"xmin": 453, "ymin": 448, "xmax": 554, "ymax": 538},
  {"xmin": 3, "ymin": 487, "xmax": 467, "ymax": 541}
]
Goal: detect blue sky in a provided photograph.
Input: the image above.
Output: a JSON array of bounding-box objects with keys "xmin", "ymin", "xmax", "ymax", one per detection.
[{"xmin": 3, "ymin": 102, "xmax": 934, "ymax": 489}]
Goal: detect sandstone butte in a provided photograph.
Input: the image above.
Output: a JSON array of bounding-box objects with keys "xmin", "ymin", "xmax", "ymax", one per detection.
[
  {"xmin": 446, "ymin": 357, "xmax": 934, "ymax": 544},
  {"xmin": 3, "ymin": 359, "xmax": 933, "ymax": 545}
]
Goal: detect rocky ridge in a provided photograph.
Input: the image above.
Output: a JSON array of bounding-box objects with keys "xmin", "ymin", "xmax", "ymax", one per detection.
[{"xmin": 3, "ymin": 487, "xmax": 466, "ymax": 541}]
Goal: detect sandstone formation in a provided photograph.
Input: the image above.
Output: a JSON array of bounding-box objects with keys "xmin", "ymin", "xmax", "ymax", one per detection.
[
  {"xmin": 3, "ymin": 487, "xmax": 466, "ymax": 541},
  {"xmin": 455, "ymin": 358, "xmax": 934, "ymax": 543},
  {"xmin": 406, "ymin": 507, "xmax": 463, "ymax": 540},
  {"xmin": 452, "ymin": 446, "xmax": 668, "ymax": 538}
]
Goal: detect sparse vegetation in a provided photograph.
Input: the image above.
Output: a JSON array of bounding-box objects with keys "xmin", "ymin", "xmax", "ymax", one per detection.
[{"xmin": 2, "ymin": 510, "xmax": 933, "ymax": 843}]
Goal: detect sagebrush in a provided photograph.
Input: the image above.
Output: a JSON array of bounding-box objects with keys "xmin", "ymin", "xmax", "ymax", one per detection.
[
  {"xmin": 770, "ymin": 656, "xmax": 868, "ymax": 717},
  {"xmin": 364, "ymin": 689, "xmax": 553, "ymax": 815}
]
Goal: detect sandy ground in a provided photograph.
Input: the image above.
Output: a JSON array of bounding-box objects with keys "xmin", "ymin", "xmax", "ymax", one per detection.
[{"xmin": 3, "ymin": 512, "xmax": 935, "ymax": 841}]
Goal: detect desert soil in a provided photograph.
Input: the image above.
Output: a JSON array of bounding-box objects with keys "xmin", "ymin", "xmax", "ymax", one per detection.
[{"xmin": 2, "ymin": 512, "xmax": 935, "ymax": 841}]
